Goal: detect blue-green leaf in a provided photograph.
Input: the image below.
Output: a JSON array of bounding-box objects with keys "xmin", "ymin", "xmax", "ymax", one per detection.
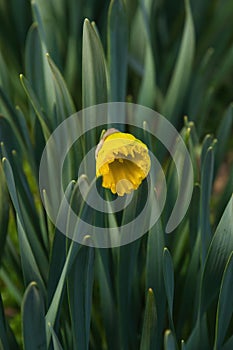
[
  {"xmin": 146, "ymin": 210, "xmax": 165, "ymax": 348},
  {"xmin": 164, "ymin": 330, "xmax": 176, "ymax": 350},
  {"xmin": 222, "ymin": 334, "xmax": 233, "ymax": 350},
  {"xmin": 200, "ymin": 195, "xmax": 233, "ymax": 315},
  {"xmin": 46, "ymin": 53, "xmax": 76, "ymax": 124},
  {"xmin": 22, "ymin": 282, "xmax": 46, "ymax": 350},
  {"xmin": 215, "ymin": 104, "xmax": 233, "ymax": 173},
  {"xmin": 162, "ymin": 0, "xmax": 195, "ymax": 122},
  {"xmin": 68, "ymin": 246, "xmax": 95, "ymax": 350},
  {"xmin": 214, "ymin": 252, "xmax": 233, "ymax": 349},
  {"xmin": 140, "ymin": 288, "xmax": 157, "ymax": 350},
  {"xmin": 2, "ymin": 158, "xmax": 47, "ymax": 295},
  {"xmin": 108, "ymin": 0, "xmax": 128, "ymax": 102},
  {"xmin": 48, "ymin": 323, "xmax": 63, "ymax": 350},
  {"xmin": 82, "ymin": 18, "xmax": 108, "ymax": 108},
  {"xmin": 0, "ymin": 160, "xmax": 9, "ymax": 263},
  {"xmin": 163, "ymin": 248, "xmax": 175, "ymax": 334},
  {"xmin": 20, "ymin": 74, "xmax": 51, "ymax": 140},
  {"xmin": 200, "ymin": 144, "xmax": 215, "ymax": 263},
  {"xmin": 0, "ymin": 293, "xmax": 10, "ymax": 350}
]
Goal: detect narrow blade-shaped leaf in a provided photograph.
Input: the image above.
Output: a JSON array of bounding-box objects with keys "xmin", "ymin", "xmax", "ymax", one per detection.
[
  {"xmin": 200, "ymin": 195, "xmax": 233, "ymax": 315},
  {"xmin": 48, "ymin": 323, "xmax": 64, "ymax": 350},
  {"xmin": 82, "ymin": 18, "xmax": 108, "ymax": 108},
  {"xmin": 68, "ymin": 246, "xmax": 95, "ymax": 349},
  {"xmin": 163, "ymin": 248, "xmax": 175, "ymax": 333},
  {"xmin": 140, "ymin": 288, "xmax": 157, "ymax": 350},
  {"xmin": 162, "ymin": 0, "xmax": 195, "ymax": 122},
  {"xmin": 108, "ymin": 0, "xmax": 128, "ymax": 102},
  {"xmin": 214, "ymin": 252, "xmax": 233, "ymax": 349},
  {"xmin": 22, "ymin": 282, "xmax": 46, "ymax": 350},
  {"xmin": 164, "ymin": 330, "xmax": 176, "ymax": 350}
]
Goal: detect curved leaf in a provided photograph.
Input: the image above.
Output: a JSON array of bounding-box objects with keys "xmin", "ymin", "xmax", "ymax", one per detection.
[
  {"xmin": 22, "ymin": 282, "xmax": 46, "ymax": 350},
  {"xmin": 200, "ymin": 195, "xmax": 233, "ymax": 315},
  {"xmin": 140, "ymin": 288, "xmax": 157, "ymax": 350},
  {"xmin": 82, "ymin": 18, "xmax": 108, "ymax": 108},
  {"xmin": 214, "ymin": 251, "xmax": 233, "ymax": 349},
  {"xmin": 162, "ymin": 0, "xmax": 195, "ymax": 122}
]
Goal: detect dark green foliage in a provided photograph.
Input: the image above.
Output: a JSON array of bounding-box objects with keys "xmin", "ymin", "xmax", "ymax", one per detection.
[{"xmin": 0, "ymin": 0, "xmax": 233, "ymax": 349}]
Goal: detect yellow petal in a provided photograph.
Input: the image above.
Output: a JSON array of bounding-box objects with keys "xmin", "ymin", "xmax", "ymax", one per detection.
[{"xmin": 96, "ymin": 130, "xmax": 151, "ymax": 196}]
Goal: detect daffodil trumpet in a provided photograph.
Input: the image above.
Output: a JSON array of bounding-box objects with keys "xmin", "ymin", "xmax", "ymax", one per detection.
[{"xmin": 95, "ymin": 128, "xmax": 151, "ymax": 196}]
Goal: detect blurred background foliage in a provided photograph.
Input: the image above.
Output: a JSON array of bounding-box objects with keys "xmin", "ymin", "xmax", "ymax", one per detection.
[
  {"xmin": 0, "ymin": 0, "xmax": 233, "ymax": 131},
  {"xmin": 0, "ymin": 0, "xmax": 233, "ymax": 349}
]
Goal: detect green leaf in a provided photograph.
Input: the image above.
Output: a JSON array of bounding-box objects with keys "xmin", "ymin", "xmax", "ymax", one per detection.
[
  {"xmin": 214, "ymin": 251, "xmax": 233, "ymax": 349},
  {"xmin": 146, "ymin": 207, "xmax": 165, "ymax": 348},
  {"xmin": 200, "ymin": 195, "xmax": 233, "ymax": 315},
  {"xmin": 45, "ymin": 241, "xmax": 79, "ymax": 345},
  {"xmin": 117, "ymin": 239, "xmax": 141, "ymax": 349},
  {"xmin": 22, "ymin": 282, "xmax": 46, "ymax": 350},
  {"xmin": 162, "ymin": 0, "xmax": 195, "ymax": 122},
  {"xmin": 163, "ymin": 248, "xmax": 175, "ymax": 333},
  {"xmin": 0, "ymin": 53, "xmax": 10, "ymax": 93},
  {"xmin": 3, "ymin": 145, "xmax": 48, "ymax": 272},
  {"xmin": 108, "ymin": 0, "xmax": 128, "ymax": 102},
  {"xmin": 46, "ymin": 53, "xmax": 76, "ymax": 116},
  {"xmin": 0, "ymin": 292, "xmax": 20, "ymax": 350},
  {"xmin": 25, "ymin": 23, "xmax": 50, "ymax": 124},
  {"xmin": 48, "ymin": 323, "xmax": 63, "ymax": 350},
  {"xmin": 200, "ymin": 134, "xmax": 215, "ymax": 166},
  {"xmin": 181, "ymin": 340, "xmax": 186, "ymax": 350},
  {"xmin": 32, "ymin": 0, "xmax": 65, "ymax": 58},
  {"xmin": 0, "ymin": 108, "xmax": 26, "ymax": 161},
  {"xmin": 0, "ymin": 88, "xmax": 20, "ymax": 136},
  {"xmin": 20, "ymin": 74, "xmax": 51, "ymax": 140},
  {"xmin": 10, "ymin": 150, "xmax": 47, "ymax": 254},
  {"xmin": 26, "ymin": 4, "xmax": 56, "ymax": 124},
  {"xmin": 45, "ymin": 178, "xmax": 95, "ymax": 345},
  {"xmin": 17, "ymin": 217, "xmax": 47, "ymax": 294},
  {"xmin": 215, "ymin": 104, "xmax": 233, "ymax": 173},
  {"xmin": 68, "ymin": 246, "xmax": 95, "ymax": 350},
  {"xmin": 212, "ymin": 42, "xmax": 233, "ymax": 89},
  {"xmin": 185, "ymin": 314, "xmax": 210, "ymax": 350},
  {"xmin": 222, "ymin": 334, "xmax": 233, "ymax": 350},
  {"xmin": 177, "ymin": 231, "xmax": 201, "ymax": 332},
  {"xmin": 163, "ymin": 124, "xmax": 194, "ymax": 234},
  {"xmin": 47, "ymin": 180, "xmax": 75, "ymax": 304},
  {"xmin": 25, "ymin": 17, "xmax": 76, "ymax": 133},
  {"xmin": 140, "ymin": 288, "xmax": 157, "ymax": 350},
  {"xmin": 81, "ymin": 18, "xmax": 108, "ymax": 151},
  {"xmin": 0, "ymin": 293, "xmax": 9, "ymax": 350},
  {"xmin": 0, "ymin": 268, "xmax": 22, "ymax": 305},
  {"xmin": 116, "ymin": 184, "xmax": 151, "ymax": 349},
  {"xmin": 217, "ymin": 162, "xmax": 233, "ymax": 226},
  {"xmin": 137, "ymin": 0, "xmax": 156, "ymax": 108},
  {"xmin": 129, "ymin": 0, "xmax": 153, "ymax": 72},
  {"xmin": 96, "ymin": 248, "xmax": 118, "ymax": 349},
  {"xmin": 0, "ymin": 160, "xmax": 9, "ymax": 263},
  {"xmin": 200, "ymin": 144, "xmax": 215, "ymax": 263},
  {"xmin": 14, "ymin": 106, "xmax": 35, "ymax": 169},
  {"xmin": 63, "ymin": 12, "xmax": 80, "ymax": 94},
  {"xmin": 187, "ymin": 48, "xmax": 214, "ymax": 123},
  {"xmin": 2, "ymin": 158, "xmax": 47, "ymax": 295},
  {"xmin": 82, "ymin": 18, "xmax": 108, "ymax": 108},
  {"xmin": 138, "ymin": 42, "xmax": 156, "ymax": 108},
  {"xmin": 66, "ymin": 179, "xmax": 95, "ymax": 349},
  {"xmin": 46, "ymin": 53, "xmax": 78, "ymax": 182},
  {"xmin": 164, "ymin": 330, "xmax": 176, "ymax": 350},
  {"xmin": 189, "ymin": 183, "xmax": 201, "ymax": 247}
]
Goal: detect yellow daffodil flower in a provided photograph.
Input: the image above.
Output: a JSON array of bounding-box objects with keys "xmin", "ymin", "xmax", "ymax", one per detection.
[{"xmin": 95, "ymin": 128, "xmax": 151, "ymax": 196}]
